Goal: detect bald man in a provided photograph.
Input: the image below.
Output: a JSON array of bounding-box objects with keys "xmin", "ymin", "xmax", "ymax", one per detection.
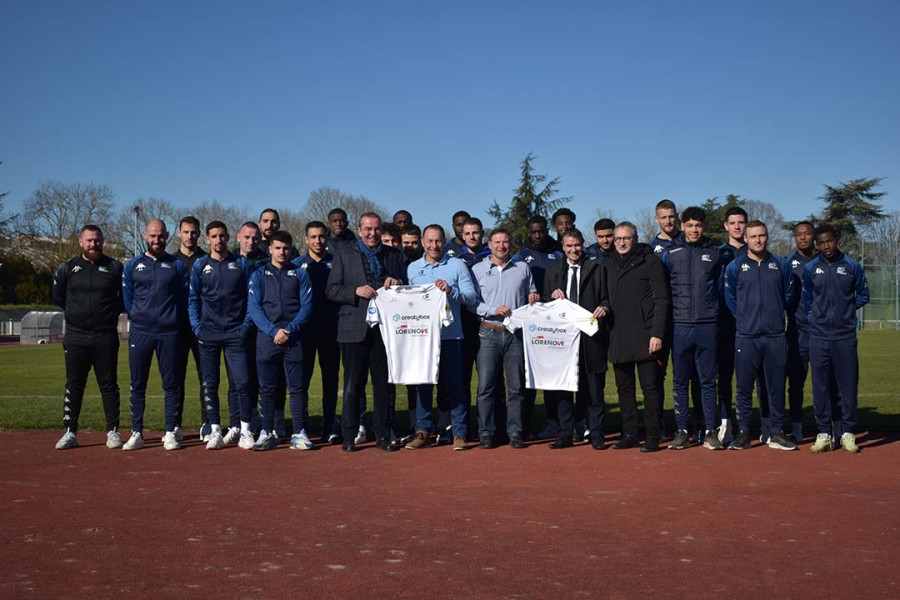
[{"xmin": 122, "ymin": 219, "xmax": 190, "ymax": 451}]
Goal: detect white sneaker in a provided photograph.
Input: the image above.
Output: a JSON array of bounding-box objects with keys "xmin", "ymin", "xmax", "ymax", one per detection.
[
  {"xmin": 354, "ymin": 425, "xmax": 367, "ymax": 445},
  {"xmin": 206, "ymin": 431, "xmax": 225, "ymax": 450},
  {"xmin": 537, "ymin": 420, "xmax": 560, "ymax": 440},
  {"xmin": 238, "ymin": 430, "xmax": 255, "ymax": 450},
  {"xmin": 123, "ymin": 431, "xmax": 144, "ymax": 451},
  {"xmin": 55, "ymin": 430, "xmax": 78, "ymax": 450},
  {"xmin": 106, "ymin": 429, "xmax": 123, "ymax": 449},
  {"xmin": 717, "ymin": 419, "xmax": 733, "ymax": 445},
  {"xmin": 222, "ymin": 427, "xmax": 240, "ymax": 446},
  {"xmin": 162, "ymin": 431, "xmax": 181, "ymax": 451},
  {"xmin": 199, "ymin": 422, "xmax": 212, "ymax": 442},
  {"xmin": 173, "ymin": 426, "xmax": 184, "ymax": 442},
  {"xmin": 290, "ymin": 430, "xmax": 314, "ymax": 451}
]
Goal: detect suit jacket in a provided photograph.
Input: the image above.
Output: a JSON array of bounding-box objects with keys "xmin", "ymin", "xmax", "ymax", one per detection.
[
  {"xmin": 542, "ymin": 256, "xmax": 609, "ymax": 372},
  {"xmin": 603, "ymin": 244, "xmax": 671, "ymax": 364},
  {"xmin": 325, "ymin": 242, "xmax": 407, "ymax": 344}
]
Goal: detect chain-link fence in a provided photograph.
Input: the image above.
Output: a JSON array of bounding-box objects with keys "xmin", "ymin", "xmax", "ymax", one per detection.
[{"xmin": 860, "ymin": 264, "xmax": 899, "ymax": 330}]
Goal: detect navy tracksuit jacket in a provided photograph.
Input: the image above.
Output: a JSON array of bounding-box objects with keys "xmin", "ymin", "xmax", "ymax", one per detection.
[
  {"xmin": 801, "ymin": 252, "xmax": 869, "ymax": 434},
  {"xmin": 122, "ymin": 252, "xmax": 189, "ymax": 432},
  {"xmin": 723, "ymin": 251, "xmax": 795, "ymax": 432}
]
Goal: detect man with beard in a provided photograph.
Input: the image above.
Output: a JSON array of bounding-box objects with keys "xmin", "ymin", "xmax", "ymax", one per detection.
[
  {"xmin": 401, "ymin": 224, "xmax": 424, "ymax": 264},
  {"xmin": 122, "ymin": 219, "xmax": 190, "ymax": 451},
  {"xmin": 53, "ymin": 225, "xmax": 125, "ymax": 450},
  {"xmin": 584, "ymin": 218, "xmax": 615, "ymax": 263}
]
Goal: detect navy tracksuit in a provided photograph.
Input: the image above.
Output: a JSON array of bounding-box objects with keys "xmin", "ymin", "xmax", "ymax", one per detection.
[
  {"xmin": 123, "ymin": 253, "xmax": 189, "ymax": 432},
  {"xmin": 662, "ymin": 237, "xmax": 726, "ymax": 433},
  {"xmin": 248, "ymin": 262, "xmax": 313, "ymax": 434},
  {"xmin": 189, "ymin": 252, "xmax": 255, "ymax": 426},
  {"xmin": 724, "ymin": 252, "xmax": 796, "ymax": 433},
  {"xmin": 293, "ymin": 252, "xmax": 341, "ymax": 437},
  {"xmin": 802, "ymin": 253, "xmax": 869, "ymax": 435}
]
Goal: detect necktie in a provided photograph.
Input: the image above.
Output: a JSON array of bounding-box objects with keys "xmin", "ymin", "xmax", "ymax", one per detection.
[{"xmin": 568, "ymin": 265, "xmax": 579, "ymax": 304}]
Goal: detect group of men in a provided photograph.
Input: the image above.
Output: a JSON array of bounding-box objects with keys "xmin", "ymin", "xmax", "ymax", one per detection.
[{"xmin": 52, "ymin": 199, "xmax": 868, "ymax": 455}]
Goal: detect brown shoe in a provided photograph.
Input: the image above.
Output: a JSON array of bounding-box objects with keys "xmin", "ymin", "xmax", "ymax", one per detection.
[
  {"xmin": 405, "ymin": 430, "xmax": 430, "ymax": 450},
  {"xmin": 453, "ymin": 435, "xmax": 468, "ymax": 451}
]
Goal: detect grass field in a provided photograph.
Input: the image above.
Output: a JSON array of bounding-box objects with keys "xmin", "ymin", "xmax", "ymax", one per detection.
[{"xmin": 1, "ymin": 331, "xmax": 898, "ymax": 433}]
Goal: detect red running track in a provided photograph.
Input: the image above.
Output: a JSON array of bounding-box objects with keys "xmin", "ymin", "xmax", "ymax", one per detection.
[{"xmin": 1, "ymin": 430, "xmax": 897, "ymax": 599}]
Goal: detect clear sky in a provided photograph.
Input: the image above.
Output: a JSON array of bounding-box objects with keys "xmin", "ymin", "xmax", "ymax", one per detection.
[{"xmin": 2, "ymin": 0, "xmax": 898, "ymax": 235}]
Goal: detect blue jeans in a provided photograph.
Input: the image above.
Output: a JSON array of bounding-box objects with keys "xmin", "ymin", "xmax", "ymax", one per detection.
[
  {"xmin": 414, "ymin": 340, "xmax": 467, "ymax": 437},
  {"xmin": 475, "ymin": 325, "xmax": 525, "ymax": 438}
]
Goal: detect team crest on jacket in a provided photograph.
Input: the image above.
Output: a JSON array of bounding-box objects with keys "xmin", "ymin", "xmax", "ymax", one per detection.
[
  {"xmin": 98, "ymin": 265, "xmax": 108, "ymax": 273},
  {"xmin": 160, "ymin": 262, "xmax": 172, "ymax": 269},
  {"xmin": 768, "ymin": 262, "xmax": 778, "ymax": 270},
  {"xmin": 287, "ymin": 270, "xmax": 296, "ymax": 277},
  {"xmin": 228, "ymin": 262, "xmax": 238, "ymax": 270},
  {"xmin": 548, "ymin": 254, "xmax": 557, "ymax": 260},
  {"xmin": 701, "ymin": 254, "xmax": 711, "ymax": 262},
  {"xmin": 836, "ymin": 266, "xmax": 847, "ymax": 275}
]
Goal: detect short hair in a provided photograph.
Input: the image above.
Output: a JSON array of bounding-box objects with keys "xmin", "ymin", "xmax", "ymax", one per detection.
[
  {"xmin": 270, "ymin": 230, "xmax": 293, "ymax": 246},
  {"xmin": 401, "ymin": 224, "xmax": 421, "ymax": 238},
  {"xmin": 593, "ymin": 218, "xmax": 615, "ymax": 231},
  {"xmin": 452, "ymin": 210, "xmax": 471, "ymax": 221},
  {"xmin": 681, "ymin": 206, "xmax": 706, "ymax": 224},
  {"xmin": 724, "ymin": 206, "xmax": 748, "ymax": 220},
  {"xmin": 205, "ymin": 220, "xmax": 228, "ymax": 235},
  {"xmin": 814, "ymin": 224, "xmax": 838, "ymax": 240},
  {"xmin": 179, "ymin": 216, "xmax": 200, "ymax": 229},
  {"xmin": 239, "ymin": 221, "xmax": 259, "ymax": 233},
  {"xmin": 328, "ymin": 208, "xmax": 348, "ymax": 220},
  {"xmin": 489, "ymin": 227, "xmax": 511, "ymax": 241},
  {"xmin": 746, "ymin": 219, "xmax": 767, "ymax": 232},
  {"xmin": 381, "ymin": 222, "xmax": 401, "ymax": 240},
  {"xmin": 655, "ymin": 199, "xmax": 676, "ymax": 212},
  {"xmin": 422, "ymin": 224, "xmax": 446, "ymax": 239},
  {"xmin": 463, "ymin": 217, "xmax": 483, "ymax": 230},
  {"xmin": 393, "ymin": 210, "xmax": 412, "ymax": 222},
  {"xmin": 551, "ymin": 208, "xmax": 576, "ymax": 224},
  {"xmin": 527, "ymin": 215, "xmax": 549, "ymax": 229},
  {"xmin": 561, "ymin": 228, "xmax": 585, "ymax": 244},
  {"xmin": 615, "ymin": 221, "xmax": 638, "ymax": 240},
  {"xmin": 793, "ymin": 221, "xmax": 815, "ymax": 234},
  {"xmin": 80, "ymin": 224, "xmax": 103, "ymax": 237},
  {"xmin": 305, "ymin": 220, "xmax": 328, "ymax": 234},
  {"xmin": 259, "ymin": 208, "xmax": 280, "ymax": 222},
  {"xmin": 358, "ymin": 212, "xmax": 382, "ymax": 226}
]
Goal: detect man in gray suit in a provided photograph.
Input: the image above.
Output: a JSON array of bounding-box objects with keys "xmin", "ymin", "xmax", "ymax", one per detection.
[{"xmin": 326, "ymin": 212, "xmax": 407, "ymax": 452}]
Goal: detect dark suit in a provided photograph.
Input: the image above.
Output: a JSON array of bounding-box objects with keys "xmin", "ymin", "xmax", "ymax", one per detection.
[
  {"xmin": 542, "ymin": 257, "xmax": 610, "ymax": 441},
  {"xmin": 604, "ymin": 244, "xmax": 671, "ymax": 443},
  {"xmin": 326, "ymin": 241, "xmax": 406, "ymax": 443}
]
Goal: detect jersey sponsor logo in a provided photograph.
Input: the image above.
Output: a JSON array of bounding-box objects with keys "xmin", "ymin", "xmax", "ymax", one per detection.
[
  {"xmin": 836, "ymin": 266, "xmax": 848, "ymax": 275},
  {"xmin": 701, "ymin": 254, "xmax": 711, "ymax": 262},
  {"xmin": 135, "ymin": 263, "xmax": 147, "ymax": 271},
  {"xmin": 741, "ymin": 263, "xmax": 750, "ymax": 272},
  {"xmin": 72, "ymin": 265, "xmax": 82, "ymax": 273},
  {"xmin": 393, "ymin": 313, "xmax": 430, "ymax": 322},
  {"xmin": 368, "ymin": 304, "xmax": 377, "ymax": 314},
  {"xmin": 395, "ymin": 324, "xmax": 429, "ymax": 335},
  {"xmin": 203, "ymin": 264, "xmax": 214, "ymax": 274},
  {"xmin": 531, "ymin": 335, "xmax": 566, "ymax": 347},
  {"xmin": 535, "ymin": 325, "xmax": 567, "ymax": 334}
]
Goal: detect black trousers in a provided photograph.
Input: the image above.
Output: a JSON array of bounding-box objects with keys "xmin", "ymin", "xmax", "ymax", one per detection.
[
  {"xmin": 62, "ymin": 330, "xmax": 120, "ymax": 432},
  {"xmin": 341, "ymin": 327, "xmax": 392, "ymax": 443},
  {"xmin": 302, "ymin": 328, "xmax": 340, "ymax": 436},
  {"xmin": 175, "ymin": 328, "xmax": 206, "ymax": 427},
  {"xmin": 557, "ymin": 367, "xmax": 606, "ymax": 441},
  {"xmin": 613, "ymin": 359, "xmax": 662, "ymax": 442}
]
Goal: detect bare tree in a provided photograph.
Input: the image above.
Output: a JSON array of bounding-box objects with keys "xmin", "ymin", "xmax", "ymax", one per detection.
[
  {"xmin": 744, "ymin": 199, "xmax": 790, "ymax": 256},
  {"xmin": 862, "ymin": 211, "xmax": 900, "ymax": 266},
  {"xmin": 22, "ymin": 180, "xmax": 116, "ymax": 263},
  {"xmin": 632, "ymin": 206, "xmax": 659, "ymax": 244},
  {"xmin": 109, "ymin": 197, "xmax": 182, "ymax": 257},
  {"xmin": 301, "ymin": 186, "xmax": 387, "ymax": 229},
  {"xmin": 182, "ymin": 199, "xmax": 252, "ymax": 250},
  {"xmin": 0, "ymin": 162, "xmax": 14, "ymax": 235}
]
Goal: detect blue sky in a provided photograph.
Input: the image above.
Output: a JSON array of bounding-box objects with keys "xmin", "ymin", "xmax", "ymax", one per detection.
[{"xmin": 2, "ymin": 0, "xmax": 898, "ymax": 235}]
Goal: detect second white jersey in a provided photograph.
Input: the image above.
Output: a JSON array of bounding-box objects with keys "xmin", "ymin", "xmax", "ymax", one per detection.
[
  {"xmin": 365, "ymin": 284, "xmax": 452, "ymax": 385},
  {"xmin": 505, "ymin": 299, "xmax": 599, "ymax": 392}
]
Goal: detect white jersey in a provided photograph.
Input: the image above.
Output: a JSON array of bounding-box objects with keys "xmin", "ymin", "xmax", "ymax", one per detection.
[
  {"xmin": 365, "ymin": 284, "xmax": 453, "ymax": 385},
  {"xmin": 505, "ymin": 299, "xmax": 598, "ymax": 392}
]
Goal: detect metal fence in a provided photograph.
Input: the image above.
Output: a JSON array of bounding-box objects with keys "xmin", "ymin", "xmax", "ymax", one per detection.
[{"xmin": 860, "ymin": 264, "xmax": 899, "ymax": 330}]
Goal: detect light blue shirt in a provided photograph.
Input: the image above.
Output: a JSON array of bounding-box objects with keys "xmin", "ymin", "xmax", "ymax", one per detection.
[
  {"xmin": 407, "ymin": 255, "xmax": 478, "ymax": 340},
  {"xmin": 469, "ymin": 257, "xmax": 536, "ymax": 322}
]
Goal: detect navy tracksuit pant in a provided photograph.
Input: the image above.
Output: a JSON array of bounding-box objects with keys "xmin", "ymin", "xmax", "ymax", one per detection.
[
  {"xmin": 786, "ymin": 327, "xmax": 840, "ymax": 427},
  {"xmin": 198, "ymin": 330, "xmax": 253, "ymax": 425},
  {"xmin": 672, "ymin": 323, "xmax": 718, "ymax": 432},
  {"xmin": 734, "ymin": 335, "xmax": 786, "ymax": 433},
  {"xmin": 809, "ymin": 337, "xmax": 858, "ymax": 434},
  {"xmin": 128, "ymin": 331, "xmax": 182, "ymax": 432},
  {"xmin": 256, "ymin": 333, "xmax": 307, "ymax": 435},
  {"xmin": 174, "ymin": 328, "xmax": 206, "ymax": 428}
]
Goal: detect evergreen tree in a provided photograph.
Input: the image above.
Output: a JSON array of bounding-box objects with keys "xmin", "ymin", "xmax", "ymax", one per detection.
[
  {"xmin": 815, "ymin": 177, "xmax": 887, "ymax": 240},
  {"xmin": 487, "ymin": 153, "xmax": 571, "ymax": 249}
]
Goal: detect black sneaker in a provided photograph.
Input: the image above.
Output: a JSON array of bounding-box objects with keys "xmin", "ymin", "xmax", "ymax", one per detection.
[
  {"xmin": 729, "ymin": 430, "xmax": 751, "ymax": 450},
  {"xmin": 478, "ymin": 435, "xmax": 494, "ymax": 450},
  {"xmin": 341, "ymin": 442, "xmax": 357, "ymax": 452},
  {"xmin": 376, "ymin": 439, "xmax": 398, "ymax": 452},
  {"xmin": 613, "ymin": 434, "xmax": 638, "ymax": 450},
  {"xmin": 549, "ymin": 438, "xmax": 573, "ymax": 450},
  {"xmin": 252, "ymin": 432, "xmax": 278, "ymax": 451},
  {"xmin": 509, "ymin": 435, "xmax": 526, "ymax": 449},
  {"xmin": 668, "ymin": 429, "xmax": 690, "ymax": 450},
  {"xmin": 767, "ymin": 431, "xmax": 798, "ymax": 451},
  {"xmin": 703, "ymin": 430, "xmax": 724, "ymax": 450}
]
